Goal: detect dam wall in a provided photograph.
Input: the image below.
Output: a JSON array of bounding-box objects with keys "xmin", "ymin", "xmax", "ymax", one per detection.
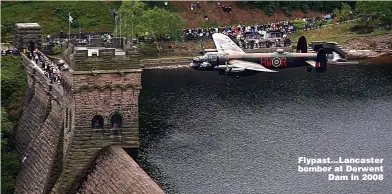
[
  {"xmin": 14, "ymin": 54, "xmax": 64, "ymax": 193},
  {"xmin": 12, "ymin": 22, "xmax": 165, "ymax": 194}
]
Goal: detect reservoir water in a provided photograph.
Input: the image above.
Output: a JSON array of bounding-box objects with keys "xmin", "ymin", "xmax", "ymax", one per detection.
[{"xmin": 139, "ymin": 64, "xmax": 392, "ymax": 194}]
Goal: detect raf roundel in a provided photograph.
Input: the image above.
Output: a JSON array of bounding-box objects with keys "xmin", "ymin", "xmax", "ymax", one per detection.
[{"xmin": 272, "ymin": 57, "xmax": 281, "ymax": 67}]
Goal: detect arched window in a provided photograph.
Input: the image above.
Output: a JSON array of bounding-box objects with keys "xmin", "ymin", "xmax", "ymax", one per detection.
[
  {"xmin": 110, "ymin": 113, "xmax": 122, "ymax": 128},
  {"xmin": 92, "ymin": 115, "xmax": 104, "ymax": 129}
]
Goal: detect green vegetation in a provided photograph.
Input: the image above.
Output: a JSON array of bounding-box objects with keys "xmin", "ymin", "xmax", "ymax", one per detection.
[
  {"xmin": 143, "ymin": 1, "xmax": 188, "ymax": 13},
  {"xmin": 200, "ymin": 20, "xmax": 220, "ymax": 29},
  {"xmin": 289, "ymin": 1, "xmax": 391, "ymax": 45},
  {"xmin": 138, "ymin": 42, "xmax": 160, "ymax": 58},
  {"xmin": 1, "ymin": 108, "xmax": 20, "ymax": 194},
  {"xmin": 52, "ymin": 45, "xmax": 62, "ymax": 55},
  {"xmin": 333, "ymin": 3, "xmax": 354, "ymax": 22},
  {"xmin": 118, "ymin": 0, "xmax": 186, "ymax": 39},
  {"xmin": 290, "ymin": 23, "xmax": 389, "ymax": 44},
  {"xmin": 239, "ymin": 1, "xmax": 355, "ymax": 16},
  {"xmin": 1, "ymin": 1, "xmax": 122, "ymax": 40},
  {"xmin": 356, "ymin": 1, "xmax": 392, "ymax": 25},
  {"xmin": 1, "ymin": 56, "xmax": 27, "ymax": 110},
  {"xmin": 1, "ymin": 55, "xmax": 28, "ymax": 194},
  {"xmin": 291, "ymin": 23, "xmax": 353, "ymax": 44}
]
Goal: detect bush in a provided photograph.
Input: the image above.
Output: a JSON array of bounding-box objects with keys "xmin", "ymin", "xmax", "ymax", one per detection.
[
  {"xmin": 53, "ymin": 45, "xmax": 62, "ymax": 55},
  {"xmin": 282, "ymin": 7, "xmax": 291, "ymax": 17},
  {"xmin": 137, "ymin": 42, "xmax": 159, "ymax": 58},
  {"xmin": 1, "ymin": 56, "xmax": 25, "ymax": 194},
  {"xmin": 200, "ymin": 20, "xmax": 220, "ymax": 29},
  {"xmin": 350, "ymin": 25, "xmax": 374, "ymax": 34},
  {"xmin": 1, "ymin": 56, "xmax": 27, "ymax": 108},
  {"xmin": 293, "ymin": 19, "xmax": 306, "ymax": 29}
]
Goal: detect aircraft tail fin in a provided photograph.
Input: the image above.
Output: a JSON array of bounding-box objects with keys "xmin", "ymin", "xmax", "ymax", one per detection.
[{"xmin": 296, "ymin": 36, "xmax": 308, "ymax": 53}]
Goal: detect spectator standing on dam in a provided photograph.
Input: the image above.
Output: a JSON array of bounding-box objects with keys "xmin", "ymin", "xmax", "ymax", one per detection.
[{"xmin": 34, "ymin": 51, "xmax": 39, "ymax": 64}]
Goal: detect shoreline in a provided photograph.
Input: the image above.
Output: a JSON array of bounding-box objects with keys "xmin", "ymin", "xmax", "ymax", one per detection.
[{"xmin": 142, "ymin": 49, "xmax": 392, "ymax": 70}]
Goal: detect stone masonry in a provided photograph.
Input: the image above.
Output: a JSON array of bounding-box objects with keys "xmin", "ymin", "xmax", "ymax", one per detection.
[
  {"xmin": 77, "ymin": 146, "xmax": 165, "ymax": 194},
  {"xmin": 14, "ymin": 23, "xmax": 42, "ymax": 51},
  {"xmin": 14, "ymin": 23, "xmax": 164, "ymax": 194},
  {"xmin": 14, "ymin": 55, "xmax": 64, "ymax": 194},
  {"xmin": 52, "ymin": 42, "xmax": 143, "ymax": 193}
]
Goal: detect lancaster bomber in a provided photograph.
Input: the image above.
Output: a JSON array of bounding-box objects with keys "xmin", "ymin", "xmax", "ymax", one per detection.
[{"xmin": 190, "ymin": 33, "xmax": 343, "ymax": 77}]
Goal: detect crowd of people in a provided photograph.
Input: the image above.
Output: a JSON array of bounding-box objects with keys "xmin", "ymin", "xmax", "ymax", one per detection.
[
  {"xmin": 183, "ymin": 21, "xmax": 297, "ymax": 42},
  {"xmin": 183, "ymin": 14, "xmax": 336, "ymax": 43},
  {"xmin": 25, "ymin": 49, "xmax": 62, "ymax": 85},
  {"xmin": 43, "ymin": 33, "xmax": 123, "ymax": 51},
  {"xmin": 1, "ymin": 47, "xmax": 19, "ymax": 55}
]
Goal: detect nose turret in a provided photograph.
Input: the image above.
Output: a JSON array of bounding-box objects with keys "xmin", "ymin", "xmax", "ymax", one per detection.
[
  {"xmin": 193, "ymin": 57, "xmax": 201, "ymax": 63},
  {"xmin": 190, "ymin": 56, "xmax": 213, "ymax": 70}
]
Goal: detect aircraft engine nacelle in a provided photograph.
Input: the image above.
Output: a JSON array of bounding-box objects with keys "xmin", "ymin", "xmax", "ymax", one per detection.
[{"xmin": 199, "ymin": 49, "xmax": 218, "ymax": 55}]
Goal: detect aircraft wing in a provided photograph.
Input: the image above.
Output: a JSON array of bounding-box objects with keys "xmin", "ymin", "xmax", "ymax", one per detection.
[
  {"xmin": 212, "ymin": 33, "xmax": 245, "ymax": 55},
  {"xmin": 228, "ymin": 60, "xmax": 277, "ymax": 72}
]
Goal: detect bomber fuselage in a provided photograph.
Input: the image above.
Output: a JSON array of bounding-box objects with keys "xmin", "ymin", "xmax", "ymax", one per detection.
[{"xmin": 220, "ymin": 52, "xmax": 319, "ymax": 69}]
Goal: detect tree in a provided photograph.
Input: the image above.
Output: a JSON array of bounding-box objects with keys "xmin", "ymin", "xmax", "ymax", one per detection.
[
  {"xmin": 118, "ymin": 0, "xmax": 185, "ymax": 39},
  {"xmin": 333, "ymin": 2, "xmax": 352, "ymax": 23},
  {"xmin": 356, "ymin": 1, "xmax": 392, "ymax": 24},
  {"xmin": 340, "ymin": 3, "xmax": 352, "ymax": 22},
  {"xmin": 333, "ymin": 8, "xmax": 342, "ymax": 22},
  {"xmin": 1, "ymin": 107, "xmax": 20, "ymax": 194},
  {"xmin": 136, "ymin": 7, "xmax": 186, "ymax": 38},
  {"xmin": 1, "ymin": 56, "xmax": 24, "ymax": 194},
  {"xmin": 118, "ymin": 0, "xmax": 146, "ymax": 37}
]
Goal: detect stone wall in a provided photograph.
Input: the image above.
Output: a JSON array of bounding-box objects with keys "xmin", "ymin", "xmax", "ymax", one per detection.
[
  {"xmin": 77, "ymin": 146, "xmax": 165, "ymax": 194},
  {"xmin": 52, "ymin": 70, "xmax": 142, "ymax": 193},
  {"xmin": 62, "ymin": 43, "xmax": 141, "ymax": 71},
  {"xmin": 14, "ymin": 26, "xmax": 152, "ymax": 193},
  {"xmin": 14, "ymin": 54, "xmax": 64, "ymax": 194},
  {"xmin": 51, "ymin": 42, "xmax": 143, "ymax": 193},
  {"xmin": 141, "ymin": 57, "xmax": 192, "ymax": 68}
]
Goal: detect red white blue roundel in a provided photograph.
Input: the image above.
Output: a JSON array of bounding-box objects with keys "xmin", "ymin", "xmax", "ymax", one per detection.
[{"xmin": 272, "ymin": 57, "xmax": 281, "ymax": 67}]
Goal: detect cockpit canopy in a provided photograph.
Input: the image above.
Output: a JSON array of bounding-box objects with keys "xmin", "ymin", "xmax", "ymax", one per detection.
[
  {"xmin": 276, "ymin": 49, "xmax": 285, "ymax": 54},
  {"xmin": 193, "ymin": 57, "xmax": 200, "ymax": 62}
]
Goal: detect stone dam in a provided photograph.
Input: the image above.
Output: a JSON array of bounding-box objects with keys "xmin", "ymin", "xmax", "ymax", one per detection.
[{"xmin": 13, "ymin": 23, "xmax": 164, "ymax": 194}]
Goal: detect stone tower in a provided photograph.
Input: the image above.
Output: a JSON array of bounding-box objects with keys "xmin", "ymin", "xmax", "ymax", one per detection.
[
  {"xmin": 14, "ymin": 23, "xmax": 42, "ymax": 52},
  {"xmin": 52, "ymin": 41, "xmax": 142, "ymax": 193}
]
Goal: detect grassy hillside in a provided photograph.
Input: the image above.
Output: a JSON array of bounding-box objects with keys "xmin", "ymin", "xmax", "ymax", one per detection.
[
  {"xmin": 290, "ymin": 23, "xmax": 390, "ymax": 45},
  {"xmin": 1, "ymin": 1, "xmax": 121, "ymax": 40},
  {"xmin": 172, "ymin": 1, "xmax": 324, "ymax": 28},
  {"xmin": 1, "ymin": 1, "xmax": 326, "ymax": 41}
]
